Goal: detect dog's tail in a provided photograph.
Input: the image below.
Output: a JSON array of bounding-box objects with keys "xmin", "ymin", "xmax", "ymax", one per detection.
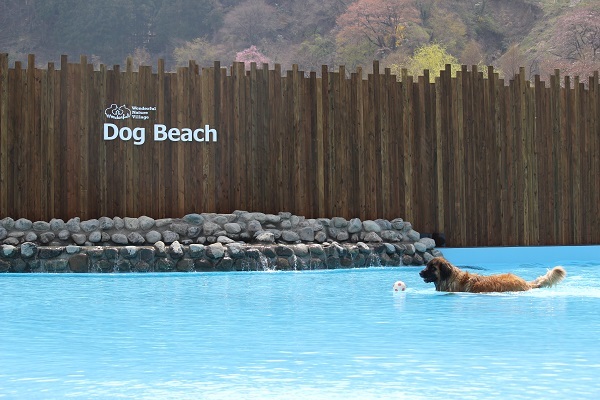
[{"xmin": 529, "ymin": 266, "xmax": 567, "ymax": 288}]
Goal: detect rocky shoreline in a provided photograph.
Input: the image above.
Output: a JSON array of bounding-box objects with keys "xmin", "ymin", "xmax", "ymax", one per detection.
[{"xmin": 0, "ymin": 211, "xmax": 443, "ymax": 272}]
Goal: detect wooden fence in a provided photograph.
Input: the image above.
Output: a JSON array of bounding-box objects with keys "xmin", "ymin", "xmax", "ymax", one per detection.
[{"xmin": 1, "ymin": 53, "xmax": 599, "ymax": 247}]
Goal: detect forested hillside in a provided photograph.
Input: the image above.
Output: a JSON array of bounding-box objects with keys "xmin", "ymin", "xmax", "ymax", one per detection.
[{"xmin": 1, "ymin": 0, "xmax": 599, "ymax": 80}]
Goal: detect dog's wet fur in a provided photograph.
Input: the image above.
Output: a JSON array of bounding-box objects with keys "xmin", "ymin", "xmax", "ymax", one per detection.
[{"xmin": 420, "ymin": 257, "xmax": 566, "ymax": 293}]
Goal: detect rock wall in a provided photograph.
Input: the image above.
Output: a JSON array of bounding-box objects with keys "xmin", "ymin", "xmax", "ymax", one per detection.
[
  {"xmin": 0, "ymin": 241, "xmax": 443, "ymax": 273},
  {"xmin": 0, "ymin": 211, "xmax": 443, "ymax": 272}
]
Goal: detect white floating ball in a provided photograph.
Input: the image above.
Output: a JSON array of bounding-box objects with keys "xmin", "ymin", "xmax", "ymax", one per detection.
[{"xmin": 393, "ymin": 280, "xmax": 407, "ymax": 292}]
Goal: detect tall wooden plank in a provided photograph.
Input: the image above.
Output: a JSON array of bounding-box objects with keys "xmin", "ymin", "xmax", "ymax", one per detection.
[
  {"xmin": 240, "ymin": 62, "xmax": 250, "ymax": 211},
  {"xmin": 231, "ymin": 62, "xmax": 244, "ymax": 210},
  {"xmin": 380, "ymin": 68, "xmax": 392, "ymax": 219},
  {"xmin": 415, "ymin": 74, "xmax": 427, "ymax": 229},
  {"xmin": 222, "ymin": 64, "xmax": 233, "ymax": 213},
  {"xmin": 214, "ymin": 62, "xmax": 227, "ymax": 214},
  {"xmin": 526, "ymin": 71, "xmax": 537, "ymax": 244},
  {"xmin": 52, "ymin": 63, "xmax": 63, "ymax": 218},
  {"xmin": 272, "ymin": 65, "xmax": 284, "ymax": 214},
  {"xmin": 434, "ymin": 76, "xmax": 444, "ymax": 237},
  {"xmin": 124, "ymin": 57, "xmax": 136, "ymax": 218},
  {"xmin": 355, "ymin": 67, "xmax": 365, "ymax": 219},
  {"xmin": 176, "ymin": 66, "xmax": 187, "ymax": 215},
  {"xmin": 247, "ymin": 63, "xmax": 257, "ymax": 212},
  {"xmin": 315, "ymin": 69, "xmax": 325, "ymax": 217},
  {"xmin": 205, "ymin": 66, "xmax": 216, "ymax": 213},
  {"xmin": 352, "ymin": 68, "xmax": 366, "ymax": 218},
  {"xmin": 112, "ymin": 64, "xmax": 124, "ymax": 217},
  {"xmin": 7, "ymin": 64, "xmax": 17, "ymax": 216},
  {"xmin": 137, "ymin": 65, "xmax": 152, "ymax": 216},
  {"xmin": 372, "ymin": 62, "xmax": 382, "ymax": 218},
  {"xmin": 517, "ymin": 68, "xmax": 528, "ymax": 244},
  {"xmin": 543, "ymin": 74, "xmax": 555, "ymax": 244},
  {"xmin": 580, "ymin": 78, "xmax": 590, "ymax": 242},
  {"xmin": 401, "ymin": 69, "xmax": 413, "ymax": 224},
  {"xmin": 8, "ymin": 63, "xmax": 19, "ymax": 217},
  {"xmin": 307, "ymin": 71, "xmax": 318, "ymax": 217},
  {"xmin": 389, "ymin": 70, "xmax": 403, "ymax": 220},
  {"xmin": 0, "ymin": 54, "xmax": 8, "ymax": 216},
  {"xmin": 0, "ymin": 54, "xmax": 7, "ymax": 216},
  {"xmin": 257, "ymin": 64, "xmax": 268, "ymax": 213},
  {"xmin": 362, "ymin": 69, "xmax": 374, "ymax": 219},
  {"xmin": 70, "ymin": 58, "xmax": 82, "ymax": 218},
  {"xmin": 25, "ymin": 55, "xmax": 41, "ymax": 220},
  {"xmin": 55, "ymin": 55, "xmax": 70, "ymax": 221},
  {"xmin": 22, "ymin": 56, "xmax": 32, "ymax": 219},
  {"xmin": 156, "ymin": 59, "xmax": 166, "ymax": 218},
  {"xmin": 589, "ymin": 72, "xmax": 599, "ymax": 243},
  {"xmin": 486, "ymin": 67, "xmax": 497, "ymax": 245},
  {"xmin": 300, "ymin": 68, "xmax": 311, "ymax": 217},
  {"xmin": 76, "ymin": 56, "xmax": 89, "ymax": 219},
  {"xmin": 165, "ymin": 69, "xmax": 175, "ymax": 216},
  {"xmin": 335, "ymin": 65, "xmax": 346, "ymax": 217},
  {"xmin": 20, "ymin": 57, "xmax": 30, "ymax": 219},
  {"xmin": 550, "ymin": 71, "xmax": 561, "ymax": 244},
  {"xmin": 45, "ymin": 62, "xmax": 57, "ymax": 218},
  {"xmin": 508, "ymin": 76, "xmax": 519, "ymax": 245},
  {"xmin": 188, "ymin": 62, "xmax": 198, "ymax": 214},
  {"xmin": 459, "ymin": 67, "xmax": 475, "ymax": 245},
  {"xmin": 571, "ymin": 77, "xmax": 582, "ymax": 244},
  {"xmin": 527, "ymin": 76, "xmax": 538, "ymax": 245},
  {"xmin": 320, "ymin": 65, "xmax": 331, "ymax": 216},
  {"xmin": 474, "ymin": 68, "xmax": 488, "ymax": 246},
  {"xmin": 560, "ymin": 74, "xmax": 571, "ymax": 244},
  {"xmin": 95, "ymin": 64, "xmax": 108, "ymax": 217},
  {"xmin": 190, "ymin": 63, "xmax": 203, "ymax": 214},
  {"xmin": 534, "ymin": 74, "xmax": 548, "ymax": 245},
  {"xmin": 326, "ymin": 67, "xmax": 336, "ymax": 216},
  {"xmin": 593, "ymin": 72, "xmax": 600, "ymax": 244},
  {"xmin": 421, "ymin": 70, "xmax": 435, "ymax": 231},
  {"xmin": 453, "ymin": 68, "xmax": 465, "ymax": 246}
]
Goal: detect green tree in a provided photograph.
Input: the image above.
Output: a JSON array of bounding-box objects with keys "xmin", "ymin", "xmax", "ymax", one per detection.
[
  {"xmin": 173, "ymin": 37, "xmax": 220, "ymax": 67},
  {"xmin": 294, "ymin": 34, "xmax": 336, "ymax": 70},
  {"xmin": 391, "ymin": 43, "xmax": 460, "ymax": 81},
  {"xmin": 335, "ymin": 39, "xmax": 378, "ymax": 71}
]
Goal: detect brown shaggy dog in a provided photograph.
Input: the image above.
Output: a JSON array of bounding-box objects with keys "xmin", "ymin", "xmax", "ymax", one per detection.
[{"xmin": 420, "ymin": 257, "xmax": 566, "ymax": 293}]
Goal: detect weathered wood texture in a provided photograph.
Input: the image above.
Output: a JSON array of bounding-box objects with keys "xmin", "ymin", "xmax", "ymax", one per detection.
[{"xmin": 1, "ymin": 55, "xmax": 599, "ymax": 247}]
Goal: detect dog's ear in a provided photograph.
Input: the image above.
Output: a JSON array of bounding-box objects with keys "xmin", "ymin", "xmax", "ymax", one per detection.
[{"xmin": 437, "ymin": 259, "xmax": 453, "ymax": 281}]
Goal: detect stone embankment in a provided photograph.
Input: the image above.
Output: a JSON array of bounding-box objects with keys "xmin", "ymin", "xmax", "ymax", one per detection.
[{"xmin": 0, "ymin": 211, "xmax": 443, "ymax": 272}]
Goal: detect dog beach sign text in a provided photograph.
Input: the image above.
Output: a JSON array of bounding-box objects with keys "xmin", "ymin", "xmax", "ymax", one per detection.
[{"xmin": 103, "ymin": 104, "xmax": 218, "ymax": 145}]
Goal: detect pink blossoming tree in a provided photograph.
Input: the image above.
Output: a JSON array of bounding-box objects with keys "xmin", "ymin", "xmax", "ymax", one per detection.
[{"xmin": 235, "ymin": 45, "xmax": 271, "ymax": 69}]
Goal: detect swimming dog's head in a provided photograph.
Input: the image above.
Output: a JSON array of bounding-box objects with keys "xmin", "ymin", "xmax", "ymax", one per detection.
[{"xmin": 419, "ymin": 257, "xmax": 454, "ymax": 284}]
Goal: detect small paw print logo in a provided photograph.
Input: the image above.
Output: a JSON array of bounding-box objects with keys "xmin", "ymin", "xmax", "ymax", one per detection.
[{"xmin": 105, "ymin": 104, "xmax": 132, "ymax": 120}]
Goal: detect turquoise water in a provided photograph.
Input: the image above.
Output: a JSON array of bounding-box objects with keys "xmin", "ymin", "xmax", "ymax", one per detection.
[{"xmin": 1, "ymin": 247, "xmax": 599, "ymax": 399}]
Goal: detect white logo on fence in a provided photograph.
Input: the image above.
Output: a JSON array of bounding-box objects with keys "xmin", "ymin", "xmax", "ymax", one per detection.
[
  {"xmin": 105, "ymin": 104, "xmax": 131, "ymax": 119},
  {"xmin": 104, "ymin": 104, "xmax": 156, "ymax": 120},
  {"xmin": 102, "ymin": 104, "xmax": 217, "ymax": 145}
]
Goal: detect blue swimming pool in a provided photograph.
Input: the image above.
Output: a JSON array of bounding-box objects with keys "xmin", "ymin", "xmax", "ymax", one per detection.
[{"xmin": 1, "ymin": 246, "xmax": 599, "ymax": 399}]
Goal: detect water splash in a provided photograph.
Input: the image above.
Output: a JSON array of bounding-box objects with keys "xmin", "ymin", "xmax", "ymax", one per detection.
[
  {"xmin": 289, "ymin": 254, "xmax": 299, "ymax": 271},
  {"xmin": 257, "ymin": 252, "xmax": 273, "ymax": 271},
  {"xmin": 365, "ymin": 254, "xmax": 382, "ymax": 268}
]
